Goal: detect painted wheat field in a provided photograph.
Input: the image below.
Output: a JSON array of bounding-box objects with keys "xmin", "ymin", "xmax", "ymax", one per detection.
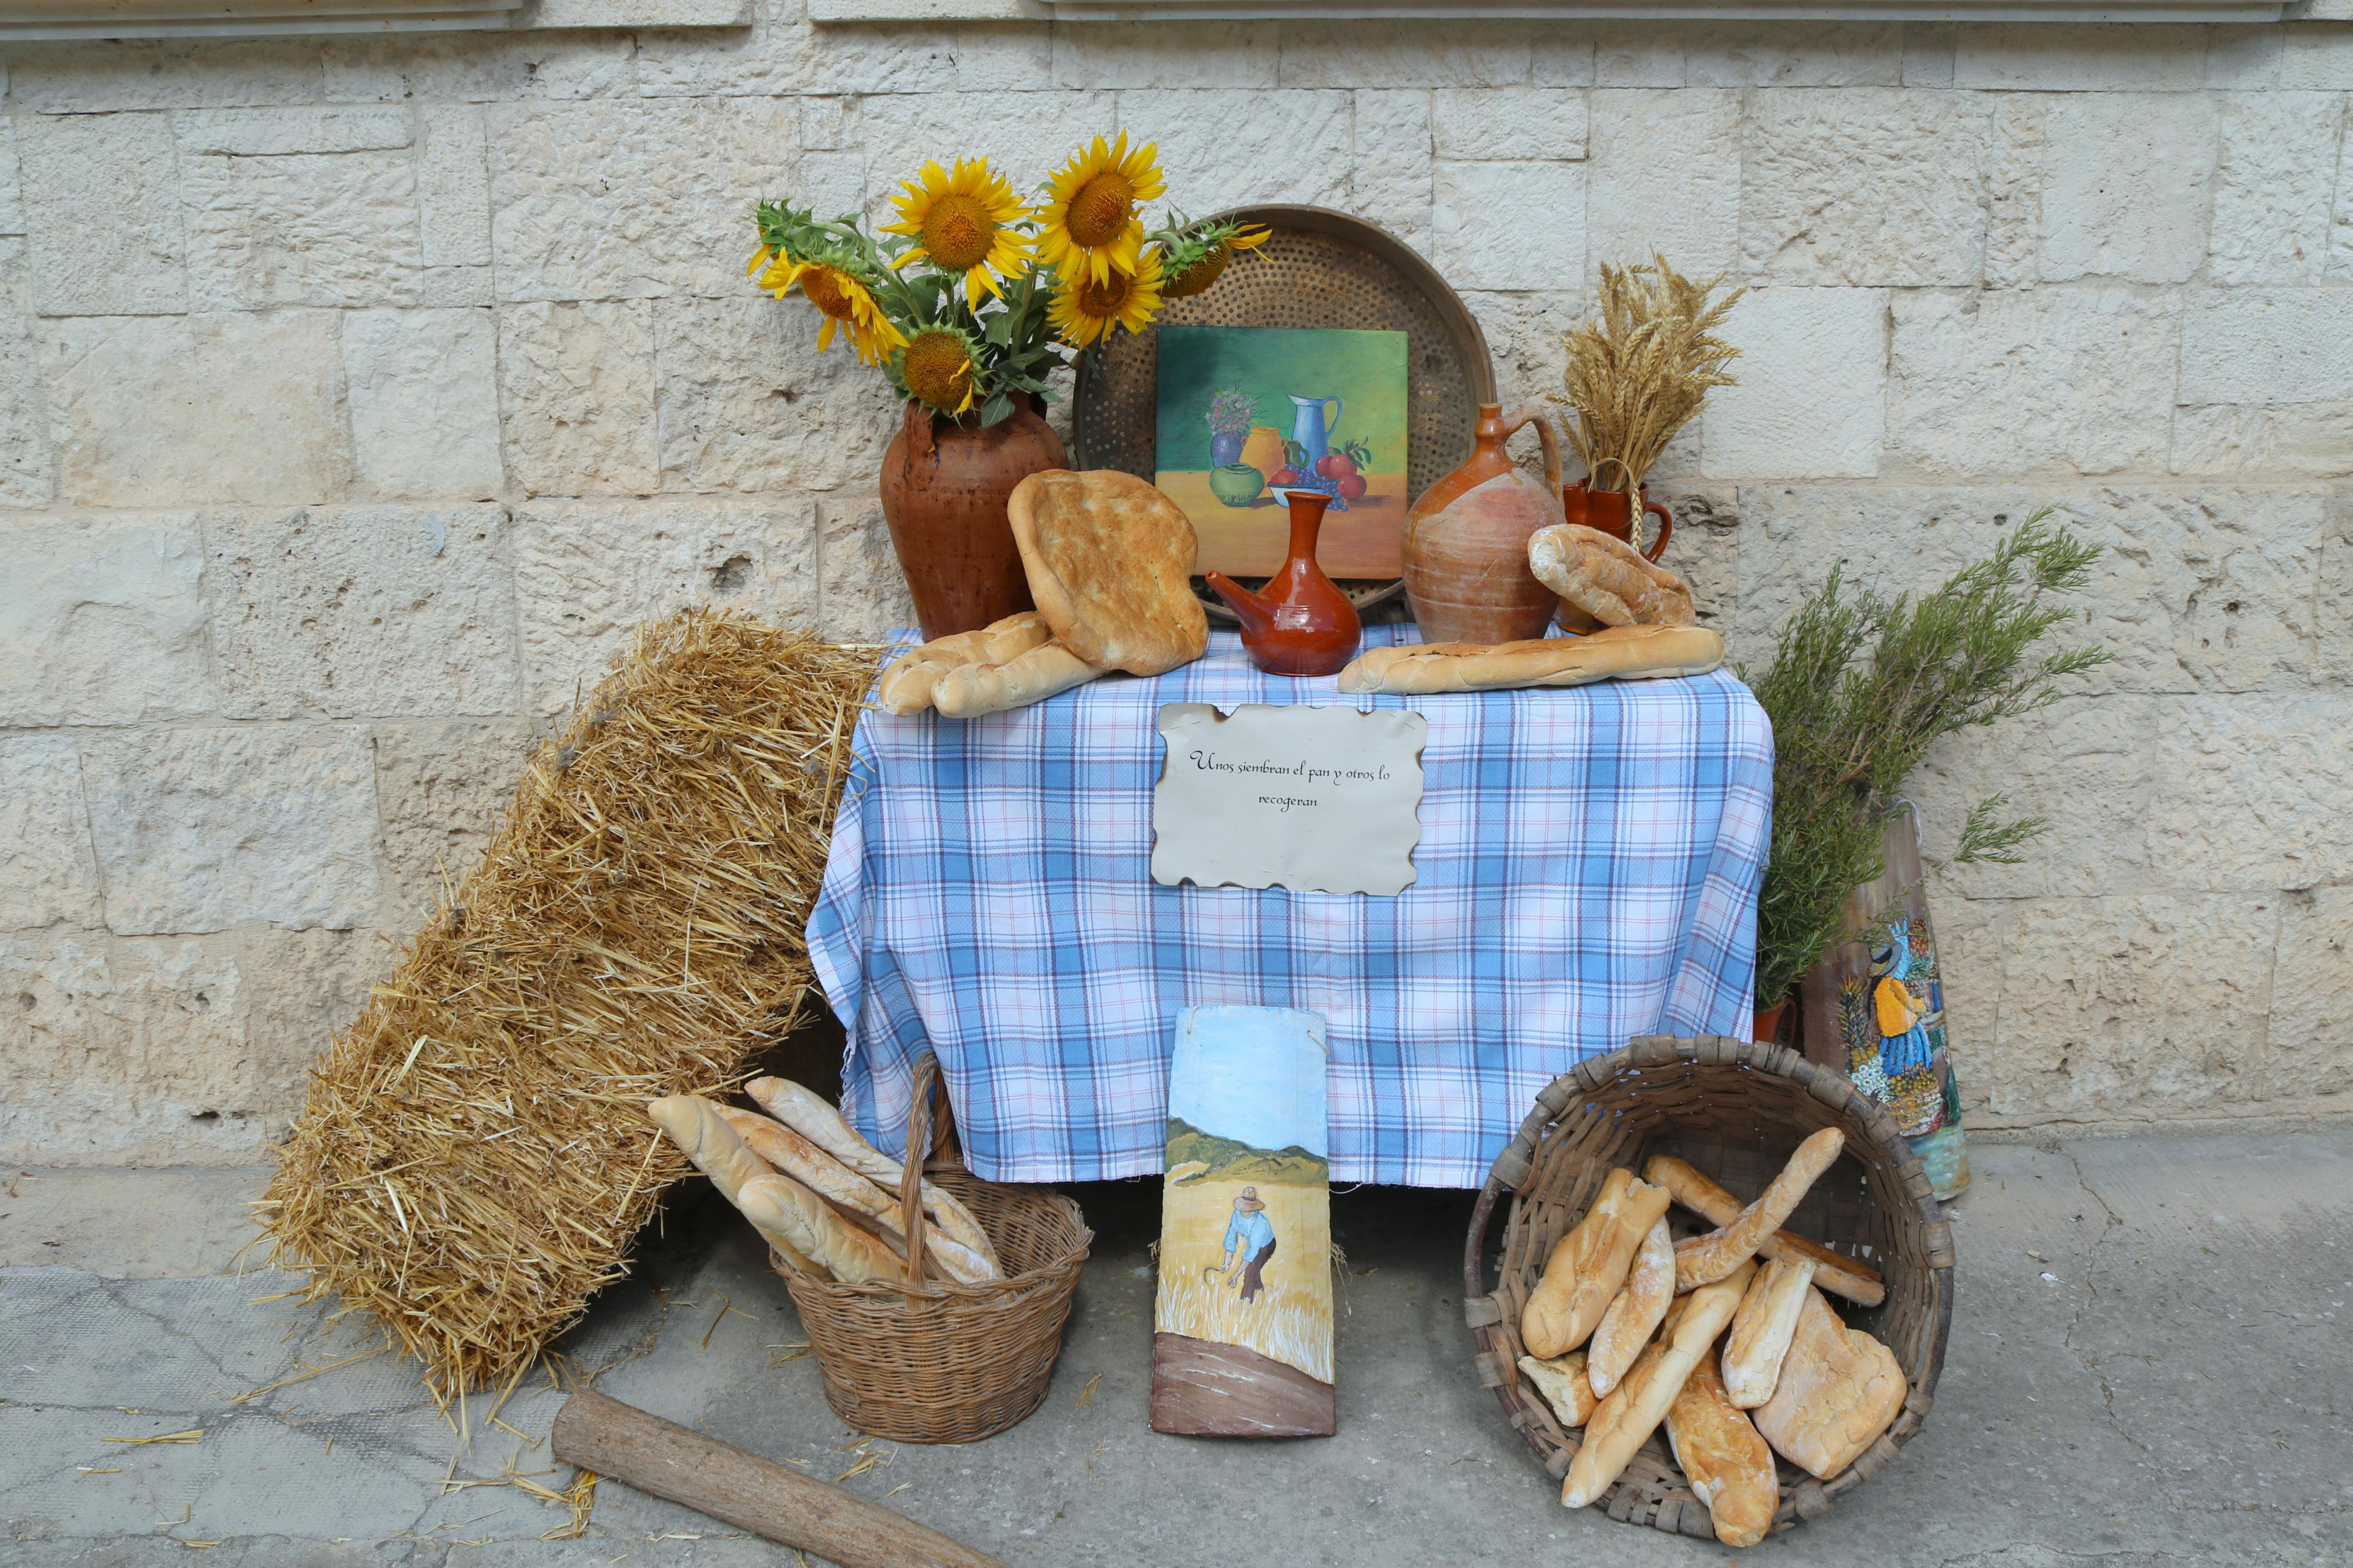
[{"xmin": 1154, "ymin": 1171, "xmax": 1333, "ymax": 1385}]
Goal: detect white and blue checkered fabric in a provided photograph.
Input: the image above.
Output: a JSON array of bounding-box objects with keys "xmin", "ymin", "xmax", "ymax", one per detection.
[{"xmin": 808, "ymin": 624, "xmax": 1773, "ymax": 1189}]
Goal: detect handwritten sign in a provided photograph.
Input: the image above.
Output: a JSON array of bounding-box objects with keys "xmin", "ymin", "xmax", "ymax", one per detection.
[{"xmin": 1151, "ymin": 703, "xmax": 1426, "ymax": 896}]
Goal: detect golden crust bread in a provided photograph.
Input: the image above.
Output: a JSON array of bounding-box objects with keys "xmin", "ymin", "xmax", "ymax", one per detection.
[
  {"xmin": 1528, "ymin": 524, "xmax": 1698, "ymax": 628},
  {"xmin": 1753, "ymin": 1286, "xmax": 1907, "ymax": 1480},
  {"xmin": 875, "ymin": 612, "xmax": 1051, "ymax": 716},
  {"xmin": 1587, "ymin": 1217, "xmax": 1674, "ymax": 1397},
  {"xmin": 1008, "ymin": 470, "xmax": 1207, "ymax": 676},
  {"xmin": 1643, "ymin": 1154, "xmax": 1884, "ymax": 1306},
  {"xmin": 1336, "ymin": 624, "xmax": 1723, "ymax": 695},
  {"xmin": 1674, "ymin": 1128, "xmax": 1846, "ymax": 1290},
  {"xmin": 1665, "ymin": 1354, "xmax": 1779, "ymax": 1547},
  {"xmin": 1521, "ymin": 1168, "xmax": 1673, "ymax": 1359}
]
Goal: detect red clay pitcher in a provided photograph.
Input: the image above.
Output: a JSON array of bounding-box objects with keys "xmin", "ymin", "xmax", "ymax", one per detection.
[
  {"xmin": 1204, "ymin": 490, "xmax": 1361, "ymax": 677},
  {"xmin": 1401, "ymin": 403, "xmax": 1567, "ymax": 645}
]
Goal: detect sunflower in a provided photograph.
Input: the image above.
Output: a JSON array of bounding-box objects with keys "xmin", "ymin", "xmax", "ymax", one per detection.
[
  {"xmin": 1160, "ymin": 223, "xmax": 1270, "ymax": 300},
  {"xmin": 758, "ymin": 254, "xmax": 908, "ymax": 366},
  {"xmin": 881, "ymin": 157, "xmax": 1032, "ymax": 305},
  {"xmin": 897, "ymin": 323, "xmax": 982, "ymax": 416},
  {"xmin": 1037, "ymin": 133, "xmax": 1166, "ymax": 287},
  {"xmin": 1048, "ymin": 246, "xmax": 1165, "ymax": 349}
]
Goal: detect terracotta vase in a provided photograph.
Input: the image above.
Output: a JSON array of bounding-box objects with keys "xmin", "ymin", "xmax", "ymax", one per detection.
[
  {"xmin": 1204, "ymin": 490, "xmax": 1362, "ymax": 677},
  {"xmin": 1753, "ymin": 998, "xmax": 1790, "ymax": 1046},
  {"xmin": 877, "ymin": 400, "xmax": 1065, "ymax": 641},
  {"xmin": 1401, "ymin": 403, "xmax": 1567, "ymax": 645},
  {"xmin": 1561, "ymin": 479, "xmax": 1674, "ymax": 563}
]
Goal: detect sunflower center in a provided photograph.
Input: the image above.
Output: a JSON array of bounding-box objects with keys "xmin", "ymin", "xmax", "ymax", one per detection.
[
  {"xmin": 1067, "ymin": 173, "xmax": 1135, "ymax": 248},
  {"xmin": 903, "ymin": 330, "xmax": 974, "ymax": 408},
  {"xmin": 799, "ymin": 266, "xmax": 857, "ymax": 320},
  {"xmin": 920, "ymin": 194, "xmax": 997, "ymax": 271},
  {"xmin": 1074, "ymin": 271, "xmax": 1134, "ymax": 316}
]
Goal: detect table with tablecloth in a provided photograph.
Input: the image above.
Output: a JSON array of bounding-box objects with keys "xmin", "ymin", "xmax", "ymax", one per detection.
[{"xmin": 806, "ymin": 624, "xmax": 1773, "ymax": 1190}]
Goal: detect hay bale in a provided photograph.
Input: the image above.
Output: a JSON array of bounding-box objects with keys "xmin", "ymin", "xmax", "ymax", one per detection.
[{"xmin": 261, "ymin": 610, "xmax": 885, "ymax": 1399}]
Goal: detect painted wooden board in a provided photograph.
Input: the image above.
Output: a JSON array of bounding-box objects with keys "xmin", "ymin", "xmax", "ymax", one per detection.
[{"xmin": 1149, "ymin": 1004, "xmax": 1335, "ymax": 1438}]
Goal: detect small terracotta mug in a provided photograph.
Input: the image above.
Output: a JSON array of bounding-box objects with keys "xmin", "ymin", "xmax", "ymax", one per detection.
[{"xmin": 1561, "ymin": 465, "xmax": 1673, "ymax": 564}]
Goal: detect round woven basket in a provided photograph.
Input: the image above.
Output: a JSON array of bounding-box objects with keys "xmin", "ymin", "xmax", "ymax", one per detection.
[
  {"xmin": 774, "ymin": 1057, "xmax": 1092, "ymax": 1443},
  {"xmin": 1461, "ymin": 1034, "xmax": 1955, "ymax": 1538}
]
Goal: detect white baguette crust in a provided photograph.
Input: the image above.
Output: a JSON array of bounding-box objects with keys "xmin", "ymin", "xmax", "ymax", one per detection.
[
  {"xmin": 645, "ymin": 1096, "xmax": 817, "ymax": 1272},
  {"xmin": 1336, "ymin": 625, "xmax": 1723, "ymax": 695},
  {"xmin": 1665, "ymin": 1354, "xmax": 1779, "ymax": 1548},
  {"xmin": 1562, "ymin": 1260, "xmax": 1757, "ymax": 1509},
  {"xmin": 737, "ymin": 1172, "xmax": 903, "ymax": 1285},
  {"xmin": 1587, "ymin": 1217, "xmax": 1673, "ymax": 1397},
  {"xmin": 932, "ymin": 638, "xmax": 1105, "ymax": 718},
  {"xmin": 718, "ymin": 1106, "xmax": 999, "ymax": 1282},
  {"xmin": 1521, "ymin": 1169, "xmax": 1673, "ymax": 1360},
  {"xmin": 1527, "ymin": 524, "xmax": 1698, "ymax": 628},
  {"xmin": 744, "ymin": 1076, "xmax": 1001, "ymax": 1272},
  {"xmin": 1643, "ymin": 1154, "xmax": 1884, "ymax": 1307},
  {"xmin": 1723, "ymin": 1256, "xmax": 1816, "ymax": 1407},
  {"xmin": 1674, "ymin": 1128, "xmax": 1847, "ymax": 1290},
  {"xmin": 876, "ymin": 613, "xmax": 1052, "ymax": 716}
]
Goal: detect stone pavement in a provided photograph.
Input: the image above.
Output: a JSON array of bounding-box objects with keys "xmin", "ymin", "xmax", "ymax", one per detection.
[{"xmin": 2, "ymin": 1129, "xmax": 2347, "ymax": 1567}]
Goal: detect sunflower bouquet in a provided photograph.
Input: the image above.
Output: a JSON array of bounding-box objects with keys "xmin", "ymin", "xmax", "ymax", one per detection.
[{"xmin": 749, "ymin": 133, "xmax": 1266, "ymax": 427}]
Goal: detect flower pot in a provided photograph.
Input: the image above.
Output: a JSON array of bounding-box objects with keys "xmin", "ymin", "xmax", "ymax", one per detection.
[
  {"xmin": 1752, "ymin": 998, "xmax": 1790, "ymax": 1045},
  {"xmin": 1209, "ymin": 431, "xmax": 1246, "ymax": 468},
  {"xmin": 1208, "ymin": 463, "xmax": 1266, "ymax": 507},
  {"xmin": 878, "ymin": 400, "xmax": 1064, "ymax": 641}
]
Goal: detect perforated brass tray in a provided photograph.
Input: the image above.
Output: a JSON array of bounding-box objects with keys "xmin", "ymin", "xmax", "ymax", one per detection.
[{"xmin": 1072, "ymin": 206, "xmax": 1497, "ymax": 622}]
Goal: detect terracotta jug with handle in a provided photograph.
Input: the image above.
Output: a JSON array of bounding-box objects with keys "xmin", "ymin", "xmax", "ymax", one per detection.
[
  {"xmin": 1401, "ymin": 403, "xmax": 1567, "ymax": 645},
  {"xmin": 1561, "ymin": 458, "xmax": 1674, "ymax": 564},
  {"xmin": 1204, "ymin": 490, "xmax": 1361, "ymax": 677}
]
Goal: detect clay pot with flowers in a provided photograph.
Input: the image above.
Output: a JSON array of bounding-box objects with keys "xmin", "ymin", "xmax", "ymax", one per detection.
[{"xmin": 750, "ymin": 137, "xmax": 1268, "ymax": 641}]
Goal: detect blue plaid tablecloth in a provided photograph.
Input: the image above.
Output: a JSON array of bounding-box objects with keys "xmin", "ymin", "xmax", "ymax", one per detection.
[{"xmin": 807, "ymin": 624, "xmax": 1773, "ymax": 1189}]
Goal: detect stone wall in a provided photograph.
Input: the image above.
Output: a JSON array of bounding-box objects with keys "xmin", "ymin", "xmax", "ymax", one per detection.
[{"xmin": 3, "ymin": 15, "xmax": 2350, "ymax": 1164}]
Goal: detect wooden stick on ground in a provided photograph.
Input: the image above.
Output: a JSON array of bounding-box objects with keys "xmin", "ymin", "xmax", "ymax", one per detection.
[{"xmin": 549, "ymin": 1388, "xmax": 1012, "ymax": 1568}]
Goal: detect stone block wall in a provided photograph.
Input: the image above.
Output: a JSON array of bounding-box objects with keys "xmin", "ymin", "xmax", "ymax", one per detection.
[{"xmin": 2, "ymin": 15, "xmax": 2349, "ymax": 1164}]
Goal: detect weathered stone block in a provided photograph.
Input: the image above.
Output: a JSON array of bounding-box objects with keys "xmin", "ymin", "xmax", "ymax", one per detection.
[
  {"xmin": 1353, "ymin": 90, "xmax": 1435, "ymax": 257},
  {"xmin": 47, "ymin": 312, "xmax": 350, "ymax": 507},
  {"xmin": 208, "ymin": 504, "xmax": 518, "ymax": 721},
  {"xmin": 1459, "ymin": 289, "xmax": 1586, "ymax": 421},
  {"xmin": 655, "ymin": 295, "xmax": 900, "ymax": 497},
  {"xmin": 19, "ymin": 113, "xmax": 186, "ymax": 317},
  {"xmin": 489, "ymin": 99, "xmax": 796, "ymax": 302},
  {"xmin": 2172, "ymin": 402, "xmax": 2353, "ymax": 479},
  {"xmin": 1979, "ymin": 893, "xmax": 2276, "ymax": 1121},
  {"xmin": 2149, "ymin": 694, "xmax": 2353, "ymax": 892},
  {"xmin": 2039, "ymin": 95, "xmax": 2216, "ymax": 285},
  {"xmin": 1982, "ymin": 97, "xmax": 2044, "ymax": 290},
  {"xmin": 417, "ymin": 105, "xmax": 492, "ymax": 271},
  {"xmin": 1433, "ymin": 159, "xmax": 1583, "ymax": 292},
  {"xmin": 0, "ymin": 511, "xmax": 211, "ymax": 726},
  {"xmin": 1586, "ymin": 89, "xmax": 1738, "ymax": 275},
  {"xmin": 321, "ymin": 34, "xmax": 634, "ymax": 104},
  {"xmin": 1684, "ymin": 22, "xmax": 1902, "ymax": 86},
  {"xmin": 82, "ymin": 728, "xmax": 381, "ymax": 936},
  {"xmin": 1529, "ymin": 27, "xmax": 1594, "ymax": 87},
  {"xmin": 343, "ymin": 308, "xmax": 503, "ymax": 501},
  {"xmin": 1886, "ymin": 289, "xmax": 2179, "ymax": 478},
  {"xmin": 1274, "ymin": 22, "xmax": 1530, "ymax": 87},
  {"xmin": 0, "ymin": 247, "xmax": 49, "ymax": 509},
  {"xmin": 0, "ymin": 122, "xmax": 23, "ymax": 240},
  {"xmin": 181, "ymin": 147, "xmax": 423, "ymax": 311},
  {"xmin": 1951, "ymin": 23, "xmax": 2206, "ymax": 91},
  {"xmin": 856, "ymin": 89, "xmax": 1114, "ymax": 217},
  {"xmin": 637, "ymin": 14, "xmax": 953, "ymax": 100},
  {"xmin": 1648, "ymin": 485, "xmax": 1737, "ymax": 632},
  {"xmin": 2178, "ymin": 290, "xmax": 2353, "ymax": 406},
  {"xmin": 1592, "ymin": 24, "xmax": 1684, "ymax": 87},
  {"xmin": 2208, "ymin": 93, "xmax": 2344, "ymax": 287},
  {"xmin": 372, "ymin": 720, "xmax": 538, "ymax": 929},
  {"xmin": 1113, "ymin": 91, "xmax": 1352, "ymax": 217},
  {"xmin": 1052, "ymin": 20, "xmax": 1275, "ymax": 87},
  {"xmin": 9, "ymin": 41, "xmax": 322, "ymax": 115},
  {"xmin": 818, "ymin": 496, "xmax": 918, "ymax": 642},
  {"xmin": 2203, "ymin": 25, "xmax": 2281, "ymax": 89},
  {"xmin": 947, "ymin": 24, "xmax": 1051, "ymax": 90},
  {"xmin": 514, "ymin": 499, "xmax": 819, "ymax": 713},
  {"xmin": 1433, "ymin": 87, "xmax": 1585, "ymax": 161},
  {"xmin": 1902, "ymin": 23, "xmax": 1956, "ymax": 86},
  {"xmin": 496, "ymin": 301, "xmax": 659, "ymax": 498},
  {"xmin": 1918, "ymin": 883, "xmax": 1996, "ymax": 1105},
  {"xmin": 173, "ymin": 106, "xmax": 411, "ymax": 157},
  {"xmin": 2279, "ymin": 24, "xmax": 2353, "ymax": 90},
  {"xmin": 0, "ymin": 738, "xmax": 100, "ymax": 930},
  {"xmin": 1699, "ymin": 289, "xmax": 1884, "ymax": 480},
  {"xmin": 2322, "ymin": 483, "xmax": 2353, "ymax": 685},
  {"xmin": 1740, "ymin": 90, "xmax": 1992, "ymax": 287},
  {"xmin": 2270, "ymin": 886, "xmax": 2353, "ymax": 1101}
]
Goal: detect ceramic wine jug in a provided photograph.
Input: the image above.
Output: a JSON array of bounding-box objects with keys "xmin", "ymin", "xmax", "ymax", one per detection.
[
  {"xmin": 1204, "ymin": 489, "xmax": 1362, "ymax": 677},
  {"xmin": 1401, "ymin": 403, "xmax": 1567, "ymax": 645}
]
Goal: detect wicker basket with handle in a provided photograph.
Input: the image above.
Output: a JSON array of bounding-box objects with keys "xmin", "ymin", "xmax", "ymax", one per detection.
[
  {"xmin": 1461, "ymin": 1034, "xmax": 1955, "ymax": 1538},
  {"xmin": 773, "ymin": 1055, "xmax": 1092, "ymax": 1443}
]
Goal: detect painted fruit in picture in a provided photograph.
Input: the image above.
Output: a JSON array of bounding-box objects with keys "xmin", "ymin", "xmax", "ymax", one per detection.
[
  {"xmin": 1155, "ymin": 325, "xmax": 1410, "ymax": 579},
  {"xmin": 1149, "ymin": 1005, "xmax": 1335, "ymax": 1439}
]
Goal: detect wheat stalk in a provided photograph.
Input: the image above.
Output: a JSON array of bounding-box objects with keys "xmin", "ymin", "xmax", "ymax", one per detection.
[{"xmin": 1554, "ymin": 254, "xmax": 1745, "ymax": 492}]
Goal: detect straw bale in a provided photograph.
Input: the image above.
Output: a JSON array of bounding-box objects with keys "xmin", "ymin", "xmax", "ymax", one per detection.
[{"xmin": 260, "ymin": 610, "xmax": 884, "ymax": 1399}]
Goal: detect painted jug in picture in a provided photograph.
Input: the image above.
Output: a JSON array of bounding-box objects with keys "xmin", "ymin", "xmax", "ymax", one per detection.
[
  {"xmin": 1401, "ymin": 403, "xmax": 1567, "ymax": 645},
  {"xmin": 1289, "ymin": 394, "xmax": 1343, "ymax": 468}
]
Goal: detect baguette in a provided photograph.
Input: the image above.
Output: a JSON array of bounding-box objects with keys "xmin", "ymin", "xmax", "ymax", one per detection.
[
  {"xmin": 1521, "ymin": 1169, "xmax": 1673, "ymax": 1359},
  {"xmin": 1518, "ymin": 1352, "xmax": 1599, "ymax": 1430},
  {"xmin": 736, "ymin": 1172, "xmax": 902, "ymax": 1285},
  {"xmin": 1527, "ymin": 524, "xmax": 1697, "ymax": 628},
  {"xmin": 1562, "ymin": 1260, "xmax": 1756, "ymax": 1509},
  {"xmin": 1753, "ymin": 1287, "xmax": 1907, "ymax": 1481},
  {"xmin": 645, "ymin": 1096, "xmax": 818, "ymax": 1274},
  {"xmin": 744, "ymin": 1077, "xmax": 1000, "ymax": 1272},
  {"xmin": 1665, "ymin": 1354, "xmax": 1778, "ymax": 1548},
  {"xmin": 1723, "ymin": 1256, "xmax": 1816, "ymax": 1407},
  {"xmin": 1642, "ymin": 1154, "xmax": 1883, "ymax": 1306},
  {"xmin": 1673, "ymin": 1128, "xmax": 1846, "ymax": 1290},
  {"xmin": 1336, "ymin": 624, "xmax": 1723, "ymax": 696},
  {"xmin": 932, "ymin": 638, "xmax": 1105, "ymax": 718},
  {"xmin": 1586, "ymin": 1217, "xmax": 1673, "ymax": 1398},
  {"xmin": 875, "ymin": 612, "xmax": 1052, "ymax": 716}
]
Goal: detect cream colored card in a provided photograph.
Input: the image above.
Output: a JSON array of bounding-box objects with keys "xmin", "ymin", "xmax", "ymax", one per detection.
[{"xmin": 1151, "ymin": 703, "xmax": 1426, "ymax": 896}]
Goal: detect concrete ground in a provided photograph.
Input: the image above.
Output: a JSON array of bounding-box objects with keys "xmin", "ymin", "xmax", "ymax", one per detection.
[{"xmin": 1, "ymin": 1129, "xmax": 2347, "ymax": 1567}]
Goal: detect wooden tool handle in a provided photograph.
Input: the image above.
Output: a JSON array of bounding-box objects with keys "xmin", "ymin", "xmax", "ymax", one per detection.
[{"xmin": 549, "ymin": 1388, "xmax": 1012, "ymax": 1568}]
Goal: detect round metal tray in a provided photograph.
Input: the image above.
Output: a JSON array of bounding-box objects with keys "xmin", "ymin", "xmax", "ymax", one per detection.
[{"xmin": 1073, "ymin": 205, "xmax": 1496, "ymax": 623}]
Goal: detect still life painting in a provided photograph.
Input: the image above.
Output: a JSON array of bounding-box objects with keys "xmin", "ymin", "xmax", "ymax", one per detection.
[
  {"xmin": 1154, "ymin": 324, "xmax": 1410, "ymax": 579},
  {"xmin": 1149, "ymin": 1004, "xmax": 1336, "ymax": 1438}
]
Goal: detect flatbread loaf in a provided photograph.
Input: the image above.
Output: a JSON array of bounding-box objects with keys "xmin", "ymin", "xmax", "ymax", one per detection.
[
  {"xmin": 1008, "ymin": 470, "xmax": 1208, "ymax": 677},
  {"xmin": 1337, "ymin": 625, "xmax": 1723, "ymax": 696},
  {"xmin": 1528, "ymin": 524, "xmax": 1697, "ymax": 628}
]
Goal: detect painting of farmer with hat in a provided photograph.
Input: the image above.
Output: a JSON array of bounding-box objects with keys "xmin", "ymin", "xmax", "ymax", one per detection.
[{"xmin": 1221, "ymin": 1186, "xmax": 1277, "ymax": 1302}]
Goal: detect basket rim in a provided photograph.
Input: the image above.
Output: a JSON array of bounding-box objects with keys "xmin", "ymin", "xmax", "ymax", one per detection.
[
  {"xmin": 776, "ymin": 1171, "xmax": 1095, "ymax": 1304},
  {"xmin": 1460, "ymin": 1032, "xmax": 1957, "ymax": 1537}
]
